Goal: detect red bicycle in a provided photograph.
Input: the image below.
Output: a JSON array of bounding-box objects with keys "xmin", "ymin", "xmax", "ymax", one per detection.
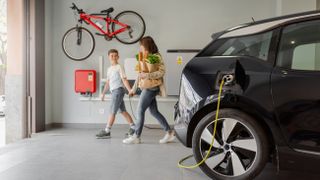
[{"xmin": 62, "ymin": 3, "xmax": 146, "ymax": 61}]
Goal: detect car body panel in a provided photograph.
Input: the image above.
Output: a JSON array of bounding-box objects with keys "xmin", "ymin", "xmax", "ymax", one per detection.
[
  {"xmin": 272, "ymin": 67, "xmax": 320, "ymax": 152},
  {"xmin": 174, "ymin": 56, "xmax": 285, "ymax": 147}
]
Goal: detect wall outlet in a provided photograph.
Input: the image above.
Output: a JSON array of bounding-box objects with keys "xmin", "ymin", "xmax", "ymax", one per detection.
[{"xmin": 99, "ymin": 108, "xmax": 105, "ymax": 114}]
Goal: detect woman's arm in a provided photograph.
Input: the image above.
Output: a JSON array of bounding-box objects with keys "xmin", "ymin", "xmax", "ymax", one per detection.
[
  {"xmin": 145, "ymin": 63, "xmax": 165, "ymax": 79},
  {"xmin": 145, "ymin": 55, "xmax": 165, "ymax": 79}
]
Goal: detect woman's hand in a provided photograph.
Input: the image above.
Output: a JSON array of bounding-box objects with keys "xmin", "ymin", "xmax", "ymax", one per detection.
[{"xmin": 139, "ymin": 72, "xmax": 147, "ymax": 79}]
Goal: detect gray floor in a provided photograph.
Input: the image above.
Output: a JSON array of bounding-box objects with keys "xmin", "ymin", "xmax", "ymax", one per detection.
[{"xmin": 0, "ymin": 126, "xmax": 319, "ymax": 180}]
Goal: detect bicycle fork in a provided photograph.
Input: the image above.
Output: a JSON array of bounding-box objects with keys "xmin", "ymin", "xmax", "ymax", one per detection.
[
  {"xmin": 127, "ymin": 26, "xmax": 133, "ymax": 39},
  {"xmin": 76, "ymin": 25, "xmax": 82, "ymax": 45}
]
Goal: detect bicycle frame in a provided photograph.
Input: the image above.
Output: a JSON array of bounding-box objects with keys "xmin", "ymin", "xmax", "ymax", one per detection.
[{"xmin": 79, "ymin": 13, "xmax": 129, "ymax": 37}]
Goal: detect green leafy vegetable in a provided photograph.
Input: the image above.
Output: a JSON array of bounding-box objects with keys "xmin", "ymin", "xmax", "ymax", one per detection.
[{"xmin": 135, "ymin": 53, "xmax": 160, "ymax": 64}]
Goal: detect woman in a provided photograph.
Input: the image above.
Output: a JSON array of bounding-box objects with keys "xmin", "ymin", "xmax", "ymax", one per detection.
[{"xmin": 123, "ymin": 36, "xmax": 175, "ymax": 144}]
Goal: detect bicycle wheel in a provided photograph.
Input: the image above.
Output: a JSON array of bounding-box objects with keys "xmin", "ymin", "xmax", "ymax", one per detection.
[
  {"xmin": 62, "ymin": 27, "xmax": 95, "ymax": 61},
  {"xmin": 112, "ymin": 11, "xmax": 146, "ymax": 44}
]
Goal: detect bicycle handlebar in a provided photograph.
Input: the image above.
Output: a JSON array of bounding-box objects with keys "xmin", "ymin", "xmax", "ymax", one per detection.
[{"xmin": 70, "ymin": 3, "xmax": 83, "ymax": 14}]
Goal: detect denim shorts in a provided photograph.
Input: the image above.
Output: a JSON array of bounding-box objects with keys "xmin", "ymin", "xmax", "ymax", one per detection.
[{"xmin": 110, "ymin": 87, "xmax": 127, "ymax": 114}]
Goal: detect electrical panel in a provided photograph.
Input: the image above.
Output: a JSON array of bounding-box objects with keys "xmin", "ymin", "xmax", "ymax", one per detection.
[{"xmin": 75, "ymin": 70, "xmax": 97, "ymax": 94}]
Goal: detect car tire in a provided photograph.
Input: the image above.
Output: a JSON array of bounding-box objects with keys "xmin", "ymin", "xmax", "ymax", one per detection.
[{"xmin": 192, "ymin": 108, "xmax": 269, "ymax": 180}]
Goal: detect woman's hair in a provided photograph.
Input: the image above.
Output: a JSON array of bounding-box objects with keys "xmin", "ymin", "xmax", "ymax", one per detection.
[{"xmin": 139, "ymin": 36, "xmax": 159, "ymax": 54}]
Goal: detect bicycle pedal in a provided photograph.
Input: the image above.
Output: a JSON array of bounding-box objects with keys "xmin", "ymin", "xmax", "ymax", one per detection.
[{"xmin": 104, "ymin": 36, "xmax": 112, "ymax": 41}]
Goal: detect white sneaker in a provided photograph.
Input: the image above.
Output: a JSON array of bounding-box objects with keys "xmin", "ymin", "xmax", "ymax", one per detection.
[
  {"xmin": 122, "ymin": 134, "xmax": 141, "ymax": 144},
  {"xmin": 159, "ymin": 132, "xmax": 175, "ymax": 144}
]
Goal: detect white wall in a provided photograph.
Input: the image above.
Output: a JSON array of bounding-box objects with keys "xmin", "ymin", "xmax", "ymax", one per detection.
[
  {"xmin": 278, "ymin": 0, "xmax": 316, "ymax": 15},
  {"xmin": 45, "ymin": 0, "xmax": 317, "ymax": 125}
]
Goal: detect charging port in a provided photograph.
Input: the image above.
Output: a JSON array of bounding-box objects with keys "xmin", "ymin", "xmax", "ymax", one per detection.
[{"xmin": 222, "ymin": 74, "xmax": 235, "ymax": 85}]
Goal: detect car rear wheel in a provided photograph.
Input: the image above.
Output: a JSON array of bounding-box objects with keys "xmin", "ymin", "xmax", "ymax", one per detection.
[{"xmin": 192, "ymin": 109, "xmax": 269, "ymax": 180}]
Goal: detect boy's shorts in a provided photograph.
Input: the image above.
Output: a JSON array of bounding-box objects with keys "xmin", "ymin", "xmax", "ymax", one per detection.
[{"xmin": 110, "ymin": 87, "xmax": 127, "ymax": 114}]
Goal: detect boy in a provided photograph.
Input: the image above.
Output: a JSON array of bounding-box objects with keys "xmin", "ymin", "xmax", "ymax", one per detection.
[{"xmin": 96, "ymin": 49, "xmax": 135, "ymax": 139}]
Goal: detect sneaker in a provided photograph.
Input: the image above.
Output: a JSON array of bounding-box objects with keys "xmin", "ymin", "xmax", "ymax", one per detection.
[
  {"xmin": 125, "ymin": 127, "xmax": 135, "ymax": 137},
  {"xmin": 122, "ymin": 134, "xmax": 141, "ymax": 144},
  {"xmin": 159, "ymin": 132, "xmax": 175, "ymax": 144},
  {"xmin": 96, "ymin": 130, "xmax": 111, "ymax": 139}
]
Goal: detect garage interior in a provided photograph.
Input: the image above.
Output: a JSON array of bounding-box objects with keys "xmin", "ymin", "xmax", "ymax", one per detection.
[{"xmin": 1, "ymin": 0, "xmax": 320, "ymax": 179}]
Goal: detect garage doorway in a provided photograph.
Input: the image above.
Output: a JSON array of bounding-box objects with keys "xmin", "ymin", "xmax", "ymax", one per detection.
[{"xmin": 0, "ymin": 0, "xmax": 7, "ymax": 147}]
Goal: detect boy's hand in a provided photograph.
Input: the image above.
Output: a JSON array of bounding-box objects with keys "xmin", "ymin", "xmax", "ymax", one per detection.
[{"xmin": 129, "ymin": 90, "xmax": 135, "ymax": 97}]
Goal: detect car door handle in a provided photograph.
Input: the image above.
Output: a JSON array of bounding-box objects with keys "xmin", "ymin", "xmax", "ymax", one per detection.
[{"xmin": 281, "ymin": 70, "xmax": 288, "ymax": 77}]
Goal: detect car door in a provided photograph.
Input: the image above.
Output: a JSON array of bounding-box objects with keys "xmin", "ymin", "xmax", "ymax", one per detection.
[{"xmin": 271, "ymin": 19, "xmax": 320, "ymax": 153}]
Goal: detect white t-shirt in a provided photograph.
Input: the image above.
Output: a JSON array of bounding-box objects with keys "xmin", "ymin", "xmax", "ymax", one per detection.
[{"xmin": 107, "ymin": 64, "xmax": 127, "ymax": 92}]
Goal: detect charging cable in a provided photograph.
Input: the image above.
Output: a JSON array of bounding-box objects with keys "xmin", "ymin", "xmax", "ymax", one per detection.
[
  {"xmin": 178, "ymin": 78, "xmax": 225, "ymax": 169},
  {"xmin": 128, "ymin": 95, "xmax": 161, "ymax": 130}
]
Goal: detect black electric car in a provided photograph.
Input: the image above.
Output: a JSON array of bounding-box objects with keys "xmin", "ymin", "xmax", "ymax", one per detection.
[{"xmin": 174, "ymin": 11, "xmax": 320, "ymax": 180}]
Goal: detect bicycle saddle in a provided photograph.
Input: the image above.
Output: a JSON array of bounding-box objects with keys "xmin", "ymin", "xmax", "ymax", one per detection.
[{"xmin": 100, "ymin": 7, "xmax": 114, "ymax": 14}]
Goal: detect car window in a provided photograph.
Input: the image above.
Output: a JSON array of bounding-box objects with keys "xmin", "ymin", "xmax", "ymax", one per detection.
[
  {"xmin": 277, "ymin": 20, "xmax": 320, "ymax": 71},
  {"xmin": 198, "ymin": 31, "xmax": 274, "ymax": 61},
  {"xmin": 291, "ymin": 43, "xmax": 320, "ymax": 71}
]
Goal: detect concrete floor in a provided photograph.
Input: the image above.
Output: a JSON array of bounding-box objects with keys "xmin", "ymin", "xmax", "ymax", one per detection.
[{"xmin": 0, "ymin": 126, "xmax": 319, "ymax": 180}]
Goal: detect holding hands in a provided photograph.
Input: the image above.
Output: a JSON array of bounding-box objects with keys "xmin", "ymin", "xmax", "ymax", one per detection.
[{"xmin": 129, "ymin": 89, "xmax": 135, "ymax": 97}]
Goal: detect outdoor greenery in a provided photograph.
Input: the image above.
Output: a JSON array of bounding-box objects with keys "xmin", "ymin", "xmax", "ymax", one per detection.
[{"xmin": 0, "ymin": 0, "xmax": 7, "ymax": 95}]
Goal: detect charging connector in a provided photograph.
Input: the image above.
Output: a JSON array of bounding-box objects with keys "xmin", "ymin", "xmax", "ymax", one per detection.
[
  {"xmin": 215, "ymin": 72, "xmax": 235, "ymax": 90},
  {"xmin": 222, "ymin": 74, "xmax": 234, "ymax": 85}
]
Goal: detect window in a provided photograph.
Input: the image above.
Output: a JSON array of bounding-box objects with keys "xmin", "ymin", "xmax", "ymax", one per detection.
[
  {"xmin": 198, "ymin": 31, "xmax": 274, "ymax": 61},
  {"xmin": 277, "ymin": 20, "xmax": 320, "ymax": 71}
]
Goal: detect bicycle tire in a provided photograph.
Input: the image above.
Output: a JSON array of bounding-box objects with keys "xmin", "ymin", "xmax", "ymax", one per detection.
[
  {"xmin": 112, "ymin": 11, "xmax": 146, "ymax": 44},
  {"xmin": 62, "ymin": 27, "xmax": 95, "ymax": 61}
]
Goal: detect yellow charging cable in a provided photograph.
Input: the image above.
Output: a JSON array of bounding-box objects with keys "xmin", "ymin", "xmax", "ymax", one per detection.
[{"xmin": 178, "ymin": 78, "xmax": 225, "ymax": 169}]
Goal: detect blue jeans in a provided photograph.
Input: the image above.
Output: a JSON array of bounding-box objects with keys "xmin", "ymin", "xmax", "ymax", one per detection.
[{"xmin": 135, "ymin": 87, "xmax": 171, "ymax": 137}]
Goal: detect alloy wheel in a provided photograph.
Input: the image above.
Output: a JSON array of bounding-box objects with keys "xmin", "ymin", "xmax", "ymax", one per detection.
[{"xmin": 199, "ymin": 118, "xmax": 258, "ymax": 177}]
